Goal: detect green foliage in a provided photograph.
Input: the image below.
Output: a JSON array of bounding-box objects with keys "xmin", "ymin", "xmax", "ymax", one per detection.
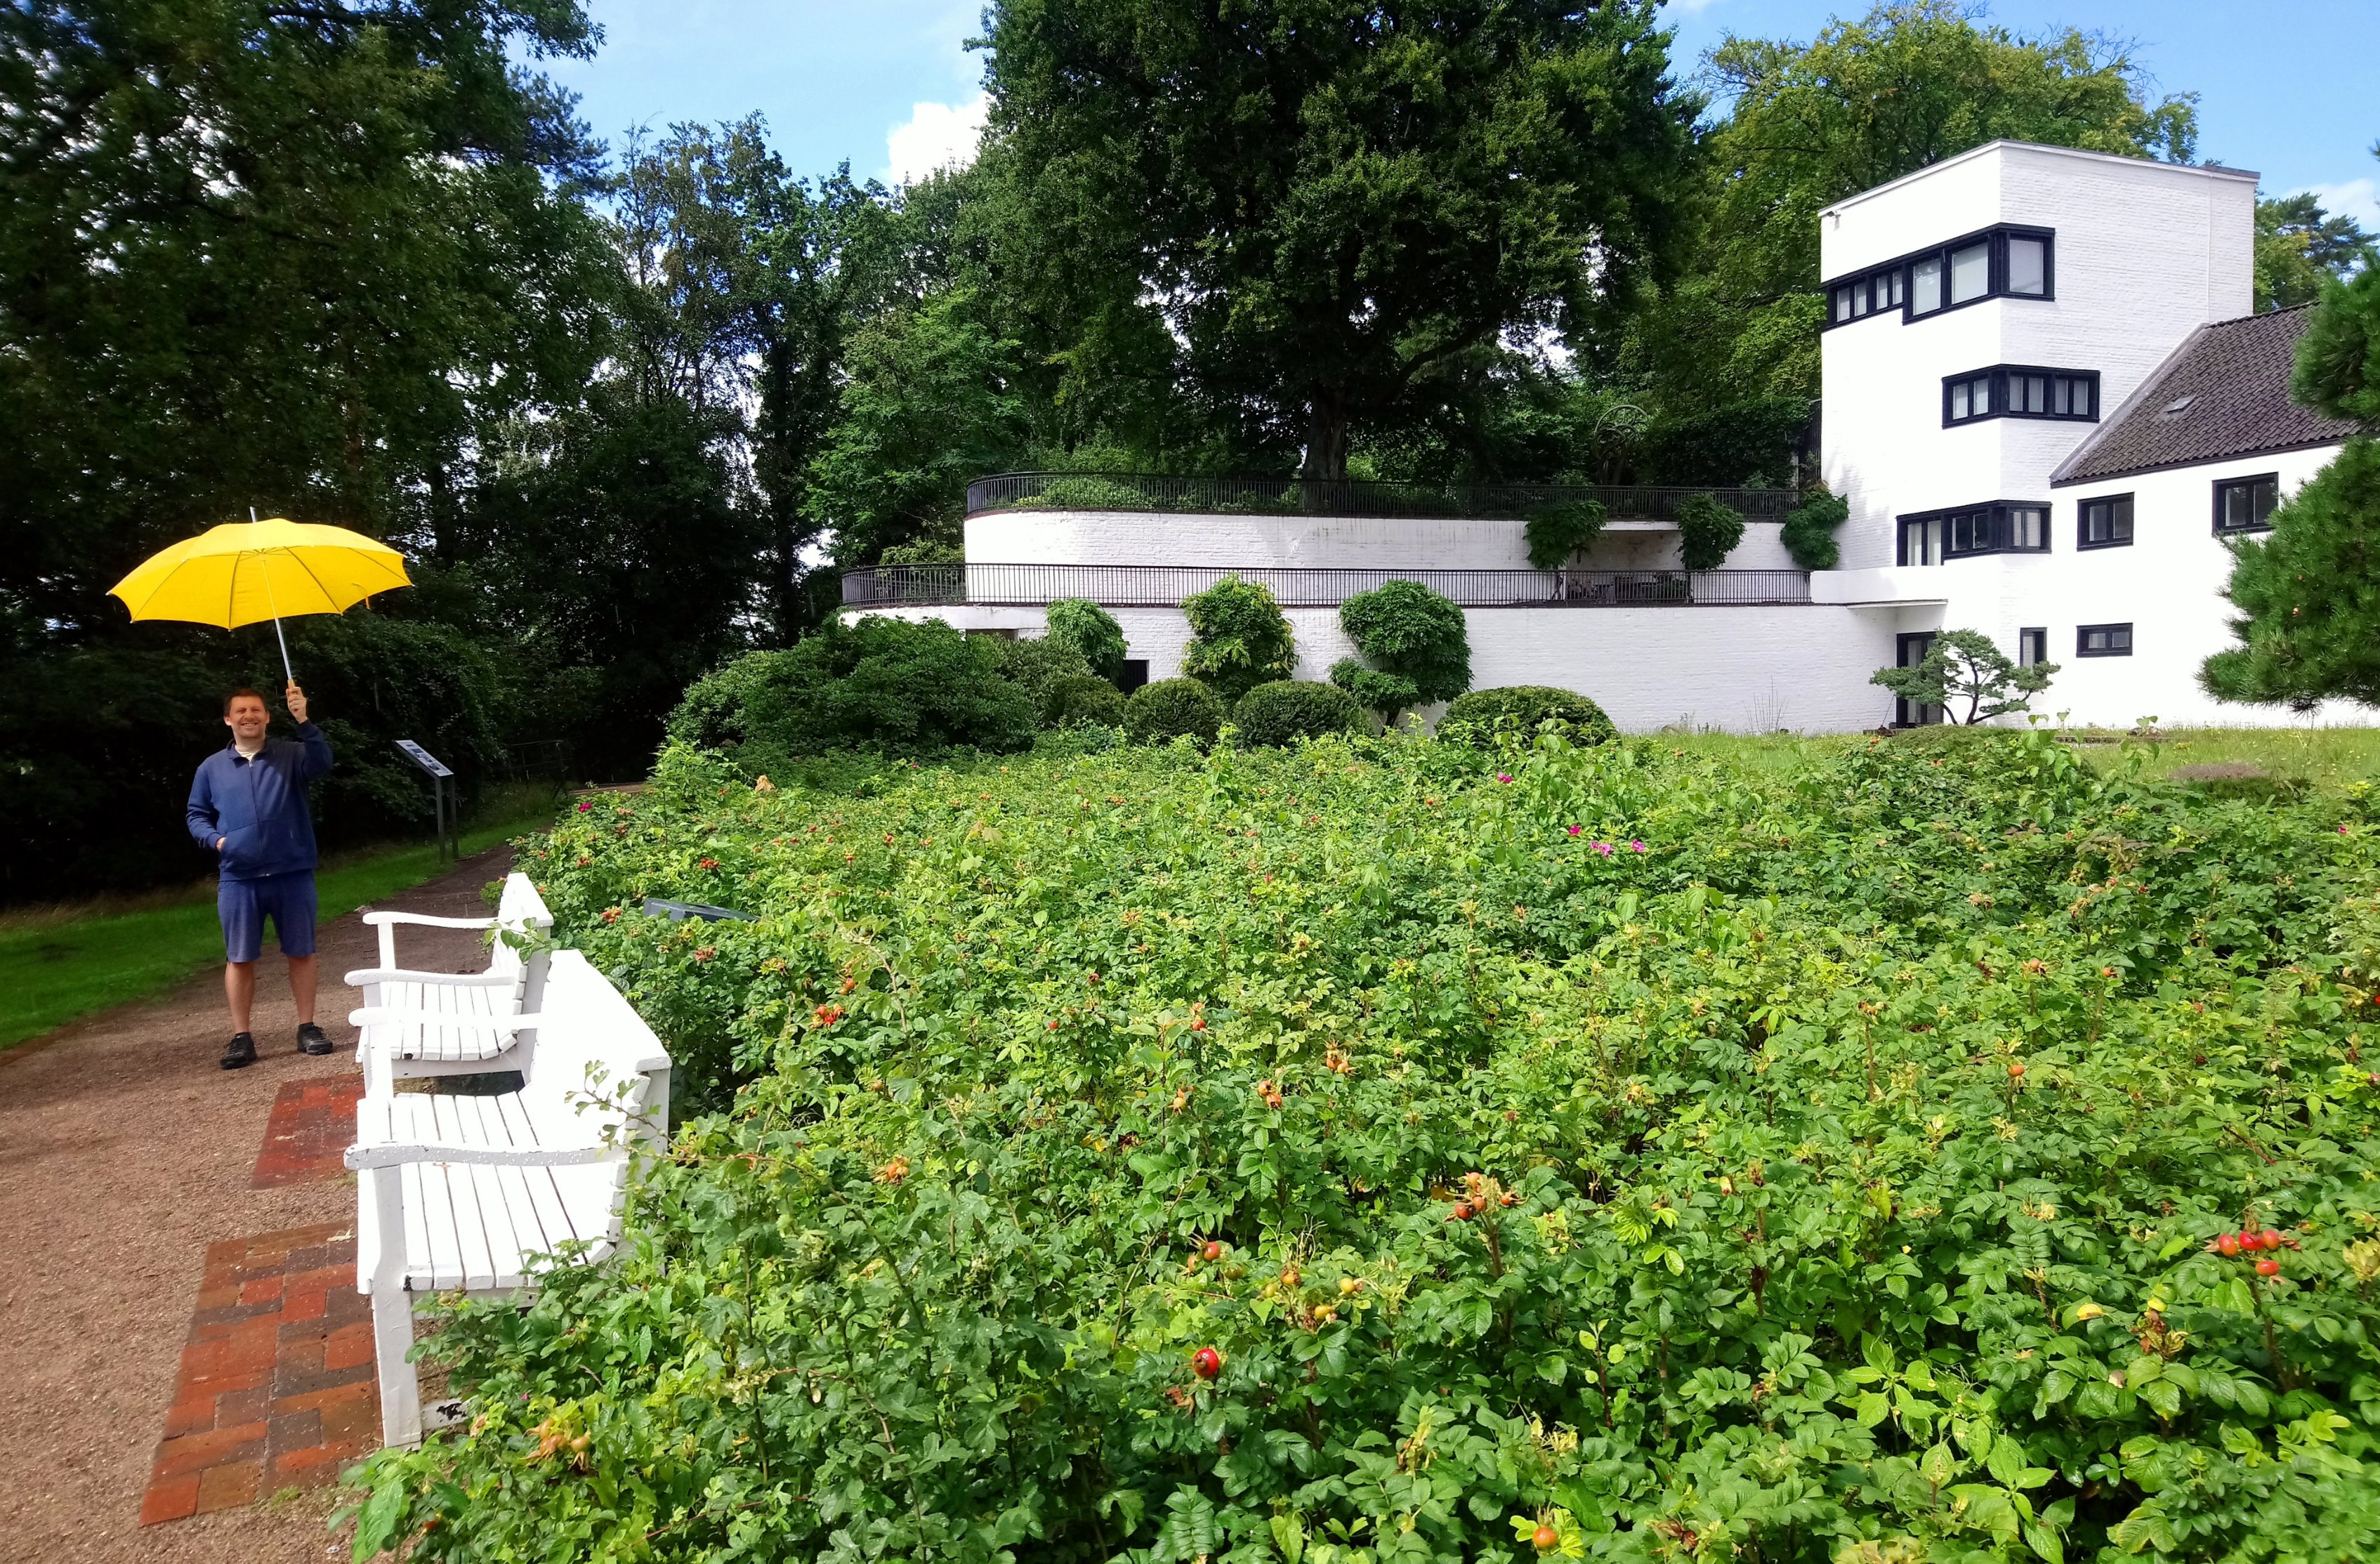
[
  {"xmin": 2293, "ymin": 262, "xmax": 2380, "ymax": 424},
  {"xmin": 1440, "ymin": 685, "xmax": 1617, "ymax": 749},
  {"xmin": 987, "ymin": 0, "xmax": 1699, "ymax": 477},
  {"xmin": 1336, "ymin": 579, "xmax": 1472, "ymax": 721},
  {"xmin": 2204, "ymin": 439, "xmax": 2380, "ymax": 707},
  {"xmin": 879, "ymin": 539, "xmax": 965, "ymax": 565},
  {"xmin": 1179, "ymin": 577, "xmax": 1298, "ymax": 704},
  {"xmin": 1328, "ymin": 661, "xmax": 1422, "ymax": 725},
  {"xmin": 1873, "ymin": 629, "xmax": 2058, "ymax": 725},
  {"xmin": 1044, "ymin": 598, "xmax": 1129, "ymax": 683},
  {"xmin": 1781, "ymin": 489, "xmax": 1851, "ymax": 571},
  {"xmin": 2255, "ymin": 191, "xmax": 2373, "ymax": 313},
  {"xmin": 1676, "ymin": 492, "xmax": 1747, "ymax": 572},
  {"xmin": 1525, "ymin": 500, "xmax": 1610, "ymax": 570},
  {"xmin": 1631, "ymin": 396, "xmax": 1813, "ymax": 487},
  {"xmin": 1042, "ymin": 673, "xmax": 1126, "ymax": 731},
  {"xmin": 985, "ymin": 634, "xmax": 1095, "ymax": 723},
  {"xmin": 666, "ymin": 617, "xmax": 1036, "ymax": 762},
  {"xmin": 1230, "ymin": 681, "xmax": 1367, "ymax": 749},
  {"xmin": 351, "ymin": 733, "xmax": 2380, "ymax": 1564},
  {"xmin": 1122, "ymin": 677, "xmax": 1225, "ymax": 748}
]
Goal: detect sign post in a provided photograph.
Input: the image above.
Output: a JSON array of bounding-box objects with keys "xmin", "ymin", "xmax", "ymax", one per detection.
[{"xmin": 395, "ymin": 740, "xmax": 457, "ymax": 861}]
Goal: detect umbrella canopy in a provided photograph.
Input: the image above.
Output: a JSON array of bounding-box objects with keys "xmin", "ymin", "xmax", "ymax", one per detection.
[{"xmin": 110, "ymin": 517, "xmax": 410, "ymax": 629}]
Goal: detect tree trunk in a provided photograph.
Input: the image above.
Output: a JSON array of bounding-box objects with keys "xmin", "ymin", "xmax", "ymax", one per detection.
[{"xmin": 1301, "ymin": 390, "xmax": 1350, "ymax": 482}]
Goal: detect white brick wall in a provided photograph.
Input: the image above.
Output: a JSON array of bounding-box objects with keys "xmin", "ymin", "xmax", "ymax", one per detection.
[{"xmin": 965, "ymin": 510, "xmax": 1797, "ymax": 572}]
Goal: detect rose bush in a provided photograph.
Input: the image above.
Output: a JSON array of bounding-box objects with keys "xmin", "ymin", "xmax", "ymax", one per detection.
[{"xmin": 349, "ymin": 728, "xmax": 2380, "ymax": 1564}]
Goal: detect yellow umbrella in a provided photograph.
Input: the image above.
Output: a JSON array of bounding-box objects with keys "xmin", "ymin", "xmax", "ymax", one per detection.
[{"xmin": 109, "ymin": 514, "xmax": 412, "ymax": 681}]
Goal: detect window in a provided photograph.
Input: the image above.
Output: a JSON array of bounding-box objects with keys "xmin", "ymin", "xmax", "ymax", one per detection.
[
  {"xmin": 1949, "ymin": 241, "xmax": 1990, "ymax": 303},
  {"xmin": 2018, "ymin": 628, "xmax": 2049, "ymax": 667},
  {"xmin": 1897, "ymin": 501, "xmax": 2051, "ymax": 563},
  {"xmin": 1911, "ymin": 255, "xmax": 1943, "ymax": 315},
  {"xmin": 2077, "ymin": 623, "xmax": 2133, "ymax": 657},
  {"xmin": 2214, "ymin": 473, "xmax": 2280, "ymax": 534},
  {"xmin": 1942, "ymin": 367, "xmax": 2099, "ymax": 427},
  {"xmin": 2006, "ymin": 235, "xmax": 2049, "ymax": 296},
  {"xmin": 1823, "ymin": 227, "xmax": 2055, "ymax": 328},
  {"xmin": 2079, "ymin": 494, "xmax": 2134, "ymax": 549},
  {"xmin": 1895, "ymin": 632, "xmax": 1941, "ymax": 727}
]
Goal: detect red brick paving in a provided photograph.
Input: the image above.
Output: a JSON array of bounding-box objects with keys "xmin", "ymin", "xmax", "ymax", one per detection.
[
  {"xmin": 251, "ymin": 1074, "xmax": 366, "ymax": 1188},
  {"xmin": 139, "ymin": 1224, "xmax": 379, "ymax": 1525}
]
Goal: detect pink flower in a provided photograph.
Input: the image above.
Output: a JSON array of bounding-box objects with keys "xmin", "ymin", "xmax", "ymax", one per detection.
[
  {"xmin": 1592, "ymin": 841, "xmax": 1614, "ymax": 856},
  {"xmin": 1496, "ymin": 773, "xmax": 1514, "ymax": 784},
  {"xmin": 1629, "ymin": 840, "xmax": 1646, "ymax": 852},
  {"xmin": 2342, "ymin": 825, "xmax": 2353, "ymax": 835},
  {"xmin": 576, "ymin": 801, "xmax": 593, "ymax": 813},
  {"xmin": 1567, "ymin": 824, "xmax": 1583, "ymax": 836}
]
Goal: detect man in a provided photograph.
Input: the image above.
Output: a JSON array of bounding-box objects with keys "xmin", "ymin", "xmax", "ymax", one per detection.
[{"xmin": 188, "ymin": 682, "xmax": 335, "ymax": 1069}]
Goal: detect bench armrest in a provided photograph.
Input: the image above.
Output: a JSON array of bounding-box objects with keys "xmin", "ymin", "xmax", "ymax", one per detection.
[
  {"xmin": 350, "ymin": 1006, "xmax": 547, "ymax": 1035},
  {"xmin": 363, "ymin": 910, "xmax": 502, "ymax": 930},
  {"xmin": 344, "ymin": 967, "xmax": 517, "ymax": 989},
  {"xmin": 345, "ymin": 1141, "xmax": 616, "ymax": 1170}
]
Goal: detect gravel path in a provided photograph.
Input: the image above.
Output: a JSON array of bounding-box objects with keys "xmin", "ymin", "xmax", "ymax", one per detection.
[{"xmin": 0, "ymin": 846, "xmax": 516, "ymax": 1563}]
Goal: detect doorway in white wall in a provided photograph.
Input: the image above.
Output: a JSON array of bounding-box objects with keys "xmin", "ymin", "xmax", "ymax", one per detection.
[{"xmin": 1895, "ymin": 631, "xmax": 1942, "ymax": 728}]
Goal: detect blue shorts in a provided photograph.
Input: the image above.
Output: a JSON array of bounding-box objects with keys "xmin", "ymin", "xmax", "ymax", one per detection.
[{"xmin": 218, "ymin": 870, "xmax": 319, "ymax": 963}]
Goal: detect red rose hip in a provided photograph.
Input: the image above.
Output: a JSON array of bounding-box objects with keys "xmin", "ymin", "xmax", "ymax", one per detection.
[
  {"xmin": 2259, "ymin": 1228, "xmax": 2284, "ymax": 1251},
  {"xmin": 1534, "ymin": 1525, "xmax": 1560, "ymax": 1551},
  {"xmin": 2214, "ymin": 1233, "xmax": 2240, "ymax": 1256},
  {"xmin": 1192, "ymin": 1346, "xmax": 1223, "ymax": 1380},
  {"xmin": 2255, "ymin": 1257, "xmax": 2280, "ymax": 1277}
]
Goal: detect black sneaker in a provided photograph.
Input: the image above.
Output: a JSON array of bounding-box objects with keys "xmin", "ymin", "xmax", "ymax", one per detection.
[
  {"xmin": 296, "ymin": 1022, "xmax": 333, "ymax": 1056},
  {"xmin": 221, "ymin": 1032, "xmax": 258, "ymax": 1070}
]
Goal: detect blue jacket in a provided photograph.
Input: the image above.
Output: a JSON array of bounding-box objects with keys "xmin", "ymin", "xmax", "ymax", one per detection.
[{"xmin": 188, "ymin": 724, "xmax": 334, "ymax": 881}]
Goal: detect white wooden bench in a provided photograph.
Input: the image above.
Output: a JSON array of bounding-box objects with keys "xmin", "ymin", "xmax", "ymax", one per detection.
[
  {"xmin": 346, "ymin": 949, "xmax": 671, "ymax": 1446},
  {"xmin": 346, "ymin": 872, "xmax": 553, "ymax": 1081}
]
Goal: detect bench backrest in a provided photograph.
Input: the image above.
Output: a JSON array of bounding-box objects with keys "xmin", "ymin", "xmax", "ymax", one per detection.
[
  {"xmin": 492, "ymin": 872, "xmax": 558, "ymax": 1012},
  {"xmin": 519, "ymin": 950, "xmax": 672, "ymax": 1157}
]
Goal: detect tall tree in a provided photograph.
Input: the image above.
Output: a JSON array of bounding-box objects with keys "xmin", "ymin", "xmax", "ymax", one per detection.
[
  {"xmin": 1623, "ymin": 1, "xmax": 2198, "ymax": 412},
  {"xmin": 0, "ymin": 0, "xmax": 612, "ymax": 645},
  {"xmin": 2254, "ymin": 189, "xmax": 2372, "ymax": 313},
  {"xmin": 985, "ymin": 0, "xmax": 1699, "ymax": 479}
]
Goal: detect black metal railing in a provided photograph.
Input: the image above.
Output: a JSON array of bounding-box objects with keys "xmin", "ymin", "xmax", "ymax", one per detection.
[
  {"xmin": 841, "ymin": 564, "xmax": 1812, "ymax": 610},
  {"xmin": 964, "ymin": 472, "xmax": 1797, "ymax": 523}
]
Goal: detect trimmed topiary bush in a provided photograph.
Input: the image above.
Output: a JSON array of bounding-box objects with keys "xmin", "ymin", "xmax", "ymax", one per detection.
[
  {"xmin": 666, "ymin": 617, "xmax": 1037, "ymax": 761},
  {"xmin": 1122, "ymin": 677, "xmax": 1225, "ymax": 747},
  {"xmin": 1044, "ymin": 598, "xmax": 1129, "ymax": 683},
  {"xmin": 1044, "ymin": 673, "xmax": 1126, "ymax": 730},
  {"xmin": 1333, "ymin": 579, "xmax": 1471, "ymax": 723},
  {"xmin": 1438, "ymin": 685, "xmax": 1617, "ymax": 749},
  {"xmin": 1179, "ymin": 575, "xmax": 1296, "ymax": 704},
  {"xmin": 1780, "ymin": 489, "xmax": 1848, "ymax": 570},
  {"xmin": 1523, "ymin": 497, "xmax": 1607, "ymax": 569},
  {"xmin": 1676, "ymin": 492, "xmax": 1747, "ymax": 572},
  {"xmin": 1232, "ymin": 680, "xmax": 1367, "ymax": 748}
]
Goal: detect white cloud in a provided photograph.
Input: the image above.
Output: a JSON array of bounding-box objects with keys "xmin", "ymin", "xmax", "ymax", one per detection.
[
  {"xmin": 884, "ymin": 91, "xmax": 988, "ymax": 188},
  {"xmin": 2306, "ymin": 176, "xmax": 2380, "ymax": 235}
]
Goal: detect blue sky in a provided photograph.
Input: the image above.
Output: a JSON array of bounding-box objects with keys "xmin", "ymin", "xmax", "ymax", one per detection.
[{"xmin": 540, "ymin": 0, "xmax": 2380, "ymax": 227}]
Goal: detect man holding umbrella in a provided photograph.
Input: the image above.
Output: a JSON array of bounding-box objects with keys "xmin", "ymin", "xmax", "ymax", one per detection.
[{"xmin": 188, "ymin": 681, "xmax": 335, "ymax": 1069}]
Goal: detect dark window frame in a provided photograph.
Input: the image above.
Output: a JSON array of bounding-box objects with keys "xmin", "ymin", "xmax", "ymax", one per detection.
[
  {"xmin": 2018, "ymin": 627, "xmax": 2049, "ymax": 667},
  {"xmin": 2211, "ymin": 473, "xmax": 2282, "ymax": 535},
  {"xmin": 2076, "ymin": 622, "xmax": 2134, "ymax": 658},
  {"xmin": 1895, "ymin": 500, "xmax": 2053, "ymax": 564},
  {"xmin": 1894, "ymin": 631, "xmax": 1942, "ymax": 728},
  {"xmin": 2077, "ymin": 492, "xmax": 2135, "ymax": 551},
  {"xmin": 1942, "ymin": 365, "xmax": 2100, "ymax": 427},
  {"xmin": 1822, "ymin": 225, "xmax": 2058, "ymax": 331}
]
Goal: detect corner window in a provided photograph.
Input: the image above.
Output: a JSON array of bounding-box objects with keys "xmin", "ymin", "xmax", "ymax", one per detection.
[
  {"xmin": 2077, "ymin": 623, "xmax": 2134, "ymax": 657},
  {"xmin": 2018, "ymin": 628, "xmax": 2049, "ymax": 667},
  {"xmin": 2213, "ymin": 473, "xmax": 2280, "ymax": 534},
  {"xmin": 1897, "ymin": 501, "xmax": 2051, "ymax": 563},
  {"xmin": 2079, "ymin": 494, "xmax": 2134, "ymax": 550},
  {"xmin": 1823, "ymin": 226, "xmax": 2055, "ymax": 329},
  {"xmin": 1942, "ymin": 366, "xmax": 2098, "ymax": 427}
]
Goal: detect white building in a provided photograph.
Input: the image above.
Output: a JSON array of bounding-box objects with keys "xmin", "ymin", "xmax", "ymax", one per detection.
[{"xmin": 846, "ymin": 140, "xmax": 2362, "ymax": 732}]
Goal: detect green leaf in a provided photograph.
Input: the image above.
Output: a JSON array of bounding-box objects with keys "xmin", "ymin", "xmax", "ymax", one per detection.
[
  {"xmin": 351, "ymin": 1478, "xmax": 408, "ymax": 1562},
  {"xmin": 2024, "ymin": 1520, "xmax": 2066, "ymax": 1564}
]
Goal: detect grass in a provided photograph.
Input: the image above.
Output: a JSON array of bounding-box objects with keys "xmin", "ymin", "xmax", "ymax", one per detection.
[{"xmin": 0, "ymin": 796, "xmax": 565, "ymax": 1051}]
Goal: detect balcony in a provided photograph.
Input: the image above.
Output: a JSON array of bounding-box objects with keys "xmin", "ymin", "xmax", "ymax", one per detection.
[
  {"xmin": 841, "ymin": 563, "xmax": 1813, "ymax": 610},
  {"xmin": 964, "ymin": 472, "xmax": 1796, "ymax": 523}
]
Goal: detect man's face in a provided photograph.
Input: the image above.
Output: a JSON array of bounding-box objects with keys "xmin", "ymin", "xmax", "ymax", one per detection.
[{"xmin": 225, "ymin": 695, "xmax": 270, "ymax": 745}]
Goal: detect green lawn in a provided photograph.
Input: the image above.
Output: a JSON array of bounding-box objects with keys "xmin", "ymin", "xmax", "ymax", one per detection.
[{"xmin": 0, "ymin": 805, "xmax": 560, "ymax": 1051}]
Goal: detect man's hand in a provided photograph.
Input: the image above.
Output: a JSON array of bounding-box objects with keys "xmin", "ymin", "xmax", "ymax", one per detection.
[
  {"xmin": 215, "ymin": 836, "xmax": 225, "ymax": 850},
  {"xmin": 285, "ymin": 681, "xmax": 308, "ymax": 725}
]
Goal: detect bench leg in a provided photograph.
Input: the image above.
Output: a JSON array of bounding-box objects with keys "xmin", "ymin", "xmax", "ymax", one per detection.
[{"xmin": 367, "ymin": 1167, "xmax": 422, "ymax": 1447}]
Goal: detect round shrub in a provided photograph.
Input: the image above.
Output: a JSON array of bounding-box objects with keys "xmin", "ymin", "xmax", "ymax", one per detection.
[
  {"xmin": 1780, "ymin": 489, "xmax": 1848, "ymax": 570},
  {"xmin": 1122, "ymin": 677, "xmax": 1225, "ymax": 747},
  {"xmin": 666, "ymin": 616, "xmax": 1037, "ymax": 761},
  {"xmin": 1334, "ymin": 579, "xmax": 1470, "ymax": 721},
  {"xmin": 1439, "ymin": 685, "xmax": 1617, "ymax": 748},
  {"xmin": 1044, "ymin": 598, "xmax": 1129, "ymax": 683},
  {"xmin": 987, "ymin": 633, "xmax": 1094, "ymax": 723},
  {"xmin": 1232, "ymin": 680, "xmax": 1367, "ymax": 748},
  {"xmin": 1044, "ymin": 673, "xmax": 1126, "ymax": 730},
  {"xmin": 1178, "ymin": 575, "xmax": 1296, "ymax": 704},
  {"xmin": 1676, "ymin": 492, "xmax": 1747, "ymax": 571},
  {"xmin": 1523, "ymin": 497, "xmax": 1607, "ymax": 569}
]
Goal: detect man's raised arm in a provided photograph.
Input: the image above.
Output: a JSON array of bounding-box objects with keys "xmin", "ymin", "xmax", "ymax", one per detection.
[{"xmin": 288, "ymin": 681, "xmax": 332, "ymax": 780}]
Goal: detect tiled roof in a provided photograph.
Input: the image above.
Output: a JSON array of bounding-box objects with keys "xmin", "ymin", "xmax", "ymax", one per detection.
[{"xmin": 2050, "ymin": 305, "xmax": 2362, "ymax": 486}]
